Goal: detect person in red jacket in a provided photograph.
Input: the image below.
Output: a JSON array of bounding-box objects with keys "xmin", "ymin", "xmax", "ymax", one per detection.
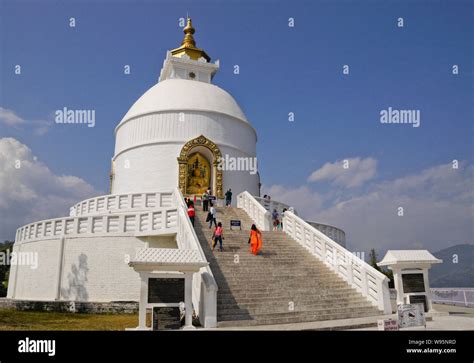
[{"xmin": 187, "ymin": 202, "xmax": 195, "ymax": 227}]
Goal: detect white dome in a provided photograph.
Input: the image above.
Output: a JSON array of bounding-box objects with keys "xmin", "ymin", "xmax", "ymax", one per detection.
[{"xmin": 117, "ymin": 79, "xmax": 248, "ymax": 129}]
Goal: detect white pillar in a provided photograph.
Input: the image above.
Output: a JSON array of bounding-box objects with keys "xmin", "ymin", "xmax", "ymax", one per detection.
[
  {"xmin": 422, "ymin": 268, "xmax": 434, "ymax": 312},
  {"xmin": 138, "ymin": 273, "xmax": 148, "ymax": 330},
  {"xmin": 392, "ymin": 268, "xmax": 404, "ymax": 305},
  {"xmin": 182, "ymin": 272, "xmax": 195, "ymax": 330}
]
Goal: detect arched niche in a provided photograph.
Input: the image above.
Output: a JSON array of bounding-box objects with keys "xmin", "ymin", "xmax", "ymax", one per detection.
[{"xmin": 177, "ymin": 135, "xmax": 223, "ymax": 198}]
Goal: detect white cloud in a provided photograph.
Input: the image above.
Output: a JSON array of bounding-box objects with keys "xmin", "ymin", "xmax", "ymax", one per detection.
[
  {"xmin": 266, "ymin": 160, "xmax": 473, "ymax": 256},
  {"xmin": 0, "ymin": 107, "xmax": 51, "ymax": 135},
  {"xmin": 307, "ymin": 157, "xmax": 377, "ymax": 188},
  {"xmin": 0, "ymin": 107, "xmax": 25, "ymax": 126},
  {"xmin": 0, "ymin": 138, "xmax": 102, "ymax": 241}
]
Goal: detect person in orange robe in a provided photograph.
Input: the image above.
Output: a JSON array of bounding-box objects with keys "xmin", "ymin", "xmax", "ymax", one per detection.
[{"xmin": 249, "ymin": 224, "xmax": 262, "ymax": 255}]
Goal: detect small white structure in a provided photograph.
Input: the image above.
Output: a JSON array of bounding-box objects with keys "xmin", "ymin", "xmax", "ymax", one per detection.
[
  {"xmin": 378, "ymin": 250, "xmax": 442, "ymax": 312},
  {"xmin": 128, "ymin": 248, "xmax": 208, "ymax": 330}
]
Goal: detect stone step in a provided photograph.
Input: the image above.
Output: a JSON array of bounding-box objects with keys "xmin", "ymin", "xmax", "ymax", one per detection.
[
  {"xmin": 217, "ymin": 303, "xmax": 376, "ymax": 316},
  {"xmin": 216, "ymin": 309, "xmax": 380, "ymax": 327},
  {"xmin": 216, "ymin": 289, "xmax": 364, "ymax": 300},
  {"xmin": 217, "ymin": 296, "xmax": 372, "ymax": 307},
  {"xmin": 214, "ymin": 273, "xmax": 340, "ymax": 279},
  {"xmin": 214, "ymin": 278, "xmax": 343, "ymax": 284},
  {"xmin": 216, "ymin": 279, "xmax": 348, "ymax": 293},
  {"xmin": 217, "ymin": 307, "xmax": 379, "ymax": 323},
  {"xmin": 213, "ymin": 276, "xmax": 346, "ymax": 284}
]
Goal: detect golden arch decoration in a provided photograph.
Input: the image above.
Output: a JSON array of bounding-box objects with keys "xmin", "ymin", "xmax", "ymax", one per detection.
[{"xmin": 177, "ymin": 135, "xmax": 223, "ymax": 198}]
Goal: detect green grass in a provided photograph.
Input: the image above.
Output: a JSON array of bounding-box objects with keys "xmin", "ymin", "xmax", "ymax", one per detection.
[{"xmin": 0, "ymin": 308, "xmax": 138, "ymax": 330}]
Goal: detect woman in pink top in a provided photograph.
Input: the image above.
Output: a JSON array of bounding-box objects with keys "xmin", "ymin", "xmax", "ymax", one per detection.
[{"xmin": 212, "ymin": 222, "xmax": 224, "ymax": 252}]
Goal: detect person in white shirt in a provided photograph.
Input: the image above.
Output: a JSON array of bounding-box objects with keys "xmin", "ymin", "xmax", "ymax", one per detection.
[{"xmin": 209, "ymin": 203, "xmax": 217, "ymax": 228}]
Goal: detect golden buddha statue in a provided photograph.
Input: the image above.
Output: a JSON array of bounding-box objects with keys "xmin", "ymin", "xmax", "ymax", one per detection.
[{"xmin": 186, "ymin": 153, "xmax": 210, "ymax": 194}]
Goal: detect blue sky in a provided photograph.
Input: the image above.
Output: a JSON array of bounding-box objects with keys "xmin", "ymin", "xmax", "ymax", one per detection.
[{"xmin": 1, "ymin": 0, "xmax": 472, "ymax": 254}]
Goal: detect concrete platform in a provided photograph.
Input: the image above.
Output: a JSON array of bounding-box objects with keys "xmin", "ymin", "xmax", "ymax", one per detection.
[{"xmin": 352, "ymin": 315, "xmax": 474, "ymax": 331}]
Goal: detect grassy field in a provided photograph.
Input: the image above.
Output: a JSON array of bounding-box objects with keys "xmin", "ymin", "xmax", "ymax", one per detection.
[{"xmin": 0, "ymin": 308, "xmax": 138, "ymax": 330}]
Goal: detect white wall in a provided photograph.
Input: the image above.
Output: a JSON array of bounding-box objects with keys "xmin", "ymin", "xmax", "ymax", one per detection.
[
  {"xmin": 60, "ymin": 236, "xmax": 143, "ymax": 302},
  {"xmin": 113, "ymin": 143, "xmax": 181, "ymax": 194},
  {"xmin": 8, "ymin": 236, "xmax": 146, "ymax": 302},
  {"xmin": 8, "ymin": 239, "xmax": 60, "ymax": 300},
  {"xmin": 114, "ymin": 111, "xmax": 256, "ymax": 157},
  {"xmin": 112, "ymin": 111, "xmax": 259, "ymax": 196}
]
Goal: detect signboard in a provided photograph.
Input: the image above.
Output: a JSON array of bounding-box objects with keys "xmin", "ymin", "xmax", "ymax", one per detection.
[
  {"xmin": 377, "ymin": 319, "xmax": 399, "ymax": 331},
  {"xmin": 148, "ymin": 278, "xmax": 184, "ymax": 304},
  {"xmin": 397, "ymin": 303, "xmax": 426, "ymax": 328},
  {"xmin": 152, "ymin": 307, "xmax": 181, "ymax": 330},
  {"xmin": 230, "ymin": 220, "xmax": 241, "ymax": 230},
  {"xmin": 409, "ymin": 294, "xmax": 428, "ymax": 312},
  {"xmin": 402, "ymin": 273, "xmax": 425, "ymax": 293}
]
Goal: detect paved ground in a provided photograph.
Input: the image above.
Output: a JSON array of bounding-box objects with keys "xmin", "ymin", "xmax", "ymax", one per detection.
[
  {"xmin": 352, "ymin": 315, "xmax": 474, "ymax": 331},
  {"xmin": 430, "ymin": 303, "xmax": 474, "ymax": 317},
  {"xmin": 351, "ymin": 303, "xmax": 474, "ymax": 331},
  {"xmin": 209, "ymin": 303, "xmax": 474, "ymax": 331}
]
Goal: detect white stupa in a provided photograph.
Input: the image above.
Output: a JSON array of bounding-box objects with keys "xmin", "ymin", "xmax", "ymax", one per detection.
[{"xmin": 111, "ymin": 17, "xmax": 259, "ymax": 198}]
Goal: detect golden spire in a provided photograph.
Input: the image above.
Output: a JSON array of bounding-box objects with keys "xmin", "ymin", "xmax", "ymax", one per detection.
[
  {"xmin": 182, "ymin": 17, "xmax": 196, "ymax": 47},
  {"xmin": 171, "ymin": 17, "xmax": 211, "ymax": 62}
]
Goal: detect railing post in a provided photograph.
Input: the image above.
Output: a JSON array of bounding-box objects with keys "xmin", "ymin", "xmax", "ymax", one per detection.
[
  {"xmin": 321, "ymin": 238, "xmax": 327, "ymax": 264},
  {"xmin": 361, "ymin": 269, "xmax": 368, "ymax": 296},
  {"xmin": 347, "ymin": 260, "xmax": 354, "ymax": 285},
  {"xmin": 148, "ymin": 212, "xmax": 153, "ymax": 232},
  {"xmin": 377, "ymin": 278, "xmax": 392, "ymax": 314},
  {"xmin": 162, "ymin": 210, "xmax": 168, "ymax": 229},
  {"xmin": 118, "ymin": 214, "xmax": 125, "ymax": 233},
  {"xmin": 87, "ymin": 216, "xmax": 93, "ymax": 234},
  {"xmin": 292, "ymin": 218, "xmax": 297, "ymax": 242},
  {"xmin": 73, "ymin": 218, "xmax": 79, "ymax": 235}
]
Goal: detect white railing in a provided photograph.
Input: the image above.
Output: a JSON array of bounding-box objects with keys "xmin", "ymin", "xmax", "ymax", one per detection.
[
  {"xmin": 15, "ymin": 208, "xmax": 178, "ymax": 243},
  {"xmin": 431, "ymin": 288, "xmax": 474, "ymax": 307},
  {"xmin": 237, "ymin": 191, "xmax": 271, "ymax": 231},
  {"xmin": 283, "ymin": 210, "xmax": 391, "ymax": 313},
  {"xmin": 70, "ymin": 191, "xmax": 174, "ymax": 217},
  {"xmin": 252, "ymin": 195, "xmax": 294, "ymax": 215},
  {"xmin": 173, "ymin": 188, "xmax": 217, "ymax": 328}
]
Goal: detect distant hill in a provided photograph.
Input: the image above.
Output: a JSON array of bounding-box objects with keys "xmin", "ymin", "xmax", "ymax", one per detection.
[{"xmin": 429, "ymin": 244, "xmax": 474, "ymax": 287}]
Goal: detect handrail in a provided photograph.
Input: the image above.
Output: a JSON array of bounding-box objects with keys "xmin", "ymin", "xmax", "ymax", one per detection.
[
  {"xmin": 15, "ymin": 208, "xmax": 178, "ymax": 243},
  {"xmin": 236, "ymin": 191, "xmax": 271, "ymax": 231},
  {"xmin": 431, "ymin": 288, "xmax": 474, "ymax": 307},
  {"xmin": 69, "ymin": 191, "xmax": 174, "ymax": 217},
  {"xmin": 283, "ymin": 210, "xmax": 391, "ymax": 313},
  {"xmin": 173, "ymin": 188, "xmax": 217, "ymax": 328}
]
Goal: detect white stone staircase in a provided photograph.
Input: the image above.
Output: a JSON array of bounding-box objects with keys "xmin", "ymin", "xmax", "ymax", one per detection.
[{"xmin": 194, "ymin": 205, "xmax": 384, "ymax": 327}]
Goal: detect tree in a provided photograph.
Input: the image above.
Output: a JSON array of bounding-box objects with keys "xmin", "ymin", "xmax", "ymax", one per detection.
[
  {"xmin": 368, "ymin": 249, "xmax": 381, "ymax": 271},
  {"xmin": 0, "ymin": 241, "xmax": 13, "ymax": 297},
  {"xmin": 369, "ymin": 248, "xmax": 394, "ymax": 288}
]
